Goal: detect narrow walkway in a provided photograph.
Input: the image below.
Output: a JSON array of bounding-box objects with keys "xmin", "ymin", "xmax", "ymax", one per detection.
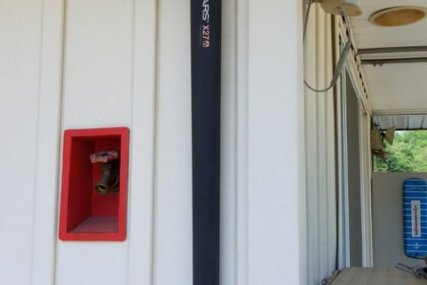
[{"xmin": 328, "ymin": 267, "xmax": 426, "ymax": 285}]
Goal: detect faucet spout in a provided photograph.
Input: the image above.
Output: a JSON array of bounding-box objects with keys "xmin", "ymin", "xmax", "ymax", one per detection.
[{"xmin": 95, "ymin": 161, "xmax": 119, "ymax": 194}]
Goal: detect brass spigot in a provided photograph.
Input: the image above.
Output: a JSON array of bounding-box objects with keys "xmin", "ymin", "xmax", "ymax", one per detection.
[
  {"xmin": 90, "ymin": 150, "xmax": 119, "ymax": 194},
  {"xmin": 95, "ymin": 161, "xmax": 119, "ymax": 194}
]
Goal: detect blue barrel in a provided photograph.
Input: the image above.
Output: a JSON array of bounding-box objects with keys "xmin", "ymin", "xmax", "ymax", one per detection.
[{"xmin": 403, "ymin": 178, "xmax": 427, "ymax": 259}]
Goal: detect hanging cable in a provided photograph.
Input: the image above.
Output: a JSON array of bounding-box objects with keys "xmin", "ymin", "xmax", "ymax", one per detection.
[
  {"xmin": 303, "ymin": 0, "xmax": 354, "ymax": 93},
  {"xmin": 304, "ymin": 40, "xmax": 351, "ymax": 92}
]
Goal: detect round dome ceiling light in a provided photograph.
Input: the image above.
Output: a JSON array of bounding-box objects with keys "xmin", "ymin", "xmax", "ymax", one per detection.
[
  {"xmin": 369, "ymin": 6, "xmax": 427, "ymax": 27},
  {"xmin": 321, "ymin": 0, "xmax": 362, "ymax": 17}
]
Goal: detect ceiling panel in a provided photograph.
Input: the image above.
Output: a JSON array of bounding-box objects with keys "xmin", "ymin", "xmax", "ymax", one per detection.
[
  {"xmin": 363, "ymin": 63, "xmax": 427, "ymax": 113},
  {"xmin": 339, "ymin": 1, "xmax": 427, "ymax": 113}
]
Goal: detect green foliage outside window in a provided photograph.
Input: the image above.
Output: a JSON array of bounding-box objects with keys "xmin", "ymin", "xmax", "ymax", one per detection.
[{"xmin": 374, "ymin": 130, "xmax": 427, "ymax": 172}]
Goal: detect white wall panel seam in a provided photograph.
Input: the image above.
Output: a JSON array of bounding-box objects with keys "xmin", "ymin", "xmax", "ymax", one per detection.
[
  {"xmin": 325, "ymin": 13, "xmax": 337, "ymax": 274},
  {"xmin": 127, "ymin": 0, "xmax": 136, "ymax": 274},
  {"xmin": 326, "ymin": 11, "xmax": 335, "ymax": 276},
  {"xmin": 314, "ymin": 6, "xmax": 320, "ymax": 283},
  {"xmin": 314, "ymin": 6, "xmax": 321, "ymax": 279},
  {"xmin": 153, "ymin": 0, "xmax": 192, "ymax": 283},
  {"xmin": 324, "ymin": 13, "xmax": 330, "ymax": 271},
  {"xmin": 147, "ymin": 0, "xmax": 160, "ymax": 283},
  {"xmin": 236, "ymin": 0, "xmax": 249, "ymax": 284},
  {"xmin": 126, "ymin": 0, "xmax": 159, "ymax": 282},
  {"xmin": 326, "ymin": 15, "xmax": 337, "ymax": 273},
  {"xmin": 304, "ymin": 3, "xmax": 318, "ymax": 284},
  {"xmin": 31, "ymin": 0, "xmax": 65, "ymax": 283},
  {"xmin": 54, "ymin": 1, "xmax": 68, "ymax": 282},
  {"xmin": 320, "ymin": 9, "xmax": 335, "ymax": 280},
  {"xmin": 151, "ymin": 0, "xmax": 160, "ymax": 283},
  {"xmin": 318, "ymin": 9, "xmax": 328, "ymax": 280},
  {"xmin": 221, "ymin": 0, "xmax": 238, "ymax": 283},
  {"xmin": 30, "ymin": 0, "xmax": 44, "ymax": 281},
  {"xmin": 322, "ymin": 12, "xmax": 329, "ymax": 276},
  {"xmin": 151, "ymin": 0, "xmax": 160, "ymax": 279},
  {"xmin": 298, "ymin": 4, "xmax": 308, "ymax": 285},
  {"xmin": 341, "ymin": 69, "xmax": 351, "ymax": 267}
]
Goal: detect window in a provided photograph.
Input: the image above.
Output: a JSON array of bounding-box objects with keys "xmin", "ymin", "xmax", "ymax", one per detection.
[{"xmin": 374, "ymin": 130, "xmax": 427, "ymax": 172}]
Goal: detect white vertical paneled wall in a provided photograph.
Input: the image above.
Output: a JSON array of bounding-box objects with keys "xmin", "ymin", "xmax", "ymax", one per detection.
[
  {"xmin": 304, "ymin": 4, "xmax": 337, "ymax": 285},
  {"xmin": 127, "ymin": 0, "xmax": 157, "ymax": 283},
  {"xmin": 56, "ymin": 0, "xmax": 192, "ymax": 284},
  {"xmin": 1, "ymin": 0, "xmax": 306, "ymax": 284},
  {"xmin": 246, "ymin": 0, "xmax": 305, "ymax": 284},
  {"xmin": 31, "ymin": 0, "xmax": 64, "ymax": 284},
  {"xmin": 221, "ymin": 0, "xmax": 238, "ymax": 284},
  {"xmin": 56, "ymin": 0, "xmax": 133, "ymax": 284},
  {"xmin": 152, "ymin": 0, "xmax": 193, "ymax": 283},
  {"xmin": 1, "ymin": 0, "xmax": 167, "ymax": 284},
  {"xmin": 0, "ymin": 1, "xmax": 43, "ymax": 284}
]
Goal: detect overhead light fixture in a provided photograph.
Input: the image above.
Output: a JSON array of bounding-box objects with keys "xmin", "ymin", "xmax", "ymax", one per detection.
[
  {"xmin": 369, "ymin": 6, "xmax": 427, "ymax": 27},
  {"xmin": 320, "ymin": 0, "xmax": 362, "ymax": 17}
]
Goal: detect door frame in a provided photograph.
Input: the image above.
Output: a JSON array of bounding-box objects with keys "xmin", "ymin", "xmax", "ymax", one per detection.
[{"xmin": 335, "ymin": 17, "xmax": 373, "ymax": 268}]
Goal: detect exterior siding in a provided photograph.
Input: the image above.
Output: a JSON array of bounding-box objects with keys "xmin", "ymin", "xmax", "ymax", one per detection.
[
  {"xmin": 0, "ymin": 0, "xmax": 306, "ymax": 284},
  {"xmin": 304, "ymin": 5, "xmax": 338, "ymax": 284},
  {"xmin": 0, "ymin": 1, "xmax": 44, "ymax": 284}
]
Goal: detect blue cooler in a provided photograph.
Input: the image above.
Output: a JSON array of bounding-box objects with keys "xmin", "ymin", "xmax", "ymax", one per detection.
[{"xmin": 403, "ymin": 178, "xmax": 427, "ymax": 259}]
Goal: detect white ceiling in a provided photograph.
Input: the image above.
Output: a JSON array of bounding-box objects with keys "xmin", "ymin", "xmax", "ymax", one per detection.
[
  {"xmin": 349, "ymin": 0, "xmax": 427, "ymax": 115},
  {"xmin": 363, "ymin": 64, "xmax": 427, "ymax": 113}
]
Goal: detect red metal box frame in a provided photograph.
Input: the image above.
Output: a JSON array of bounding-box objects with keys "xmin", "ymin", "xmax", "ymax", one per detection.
[{"xmin": 59, "ymin": 127, "xmax": 129, "ymax": 241}]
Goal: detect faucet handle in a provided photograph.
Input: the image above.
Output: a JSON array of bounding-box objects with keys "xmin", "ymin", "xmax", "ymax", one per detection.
[{"xmin": 90, "ymin": 150, "xmax": 118, "ymax": 164}]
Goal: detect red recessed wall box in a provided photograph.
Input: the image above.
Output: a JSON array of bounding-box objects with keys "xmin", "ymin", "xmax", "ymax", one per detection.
[{"xmin": 59, "ymin": 127, "xmax": 129, "ymax": 241}]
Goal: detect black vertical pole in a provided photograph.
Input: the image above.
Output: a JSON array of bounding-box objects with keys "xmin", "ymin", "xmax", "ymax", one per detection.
[{"xmin": 191, "ymin": 0, "xmax": 221, "ymax": 285}]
